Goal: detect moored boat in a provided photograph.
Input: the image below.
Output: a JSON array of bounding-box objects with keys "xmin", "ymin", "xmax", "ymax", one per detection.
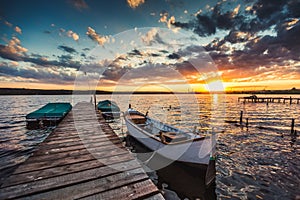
[
  {"xmin": 26, "ymin": 102, "xmax": 72, "ymax": 129},
  {"xmin": 124, "ymin": 108, "xmax": 212, "ymax": 167},
  {"xmin": 97, "ymin": 100, "xmax": 120, "ymax": 120}
]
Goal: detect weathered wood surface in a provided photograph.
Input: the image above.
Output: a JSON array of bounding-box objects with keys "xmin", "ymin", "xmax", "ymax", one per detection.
[{"xmin": 0, "ymin": 102, "xmax": 164, "ymax": 200}]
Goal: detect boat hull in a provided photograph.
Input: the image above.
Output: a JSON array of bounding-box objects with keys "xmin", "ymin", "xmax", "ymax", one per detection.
[
  {"xmin": 26, "ymin": 103, "xmax": 72, "ymax": 129},
  {"xmin": 125, "ymin": 117, "xmax": 211, "ymax": 166},
  {"xmin": 97, "ymin": 100, "xmax": 120, "ymax": 120}
]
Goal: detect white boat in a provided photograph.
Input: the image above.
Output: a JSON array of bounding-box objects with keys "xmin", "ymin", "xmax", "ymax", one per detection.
[{"xmin": 124, "ymin": 108, "xmax": 213, "ymax": 167}]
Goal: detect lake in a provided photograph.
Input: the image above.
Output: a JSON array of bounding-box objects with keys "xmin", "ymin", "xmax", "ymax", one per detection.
[{"xmin": 0, "ymin": 94, "xmax": 299, "ymax": 199}]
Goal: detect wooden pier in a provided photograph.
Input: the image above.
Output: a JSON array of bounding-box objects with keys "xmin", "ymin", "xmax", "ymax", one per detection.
[
  {"xmin": 0, "ymin": 102, "xmax": 164, "ymax": 200},
  {"xmin": 238, "ymin": 96, "xmax": 300, "ymax": 104}
]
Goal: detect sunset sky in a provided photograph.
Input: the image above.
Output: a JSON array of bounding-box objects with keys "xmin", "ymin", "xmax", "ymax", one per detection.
[{"xmin": 0, "ymin": 0, "xmax": 299, "ymax": 92}]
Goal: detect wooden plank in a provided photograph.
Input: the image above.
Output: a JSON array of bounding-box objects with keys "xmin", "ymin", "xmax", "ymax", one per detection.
[
  {"xmin": 19, "ymin": 168, "xmax": 149, "ymax": 200},
  {"xmin": 32, "ymin": 135, "xmax": 121, "ymax": 151},
  {"xmin": 3, "ymin": 153, "xmax": 134, "ymax": 187},
  {"xmin": 13, "ymin": 146, "xmax": 129, "ymax": 174},
  {"xmin": 40, "ymin": 134, "xmax": 119, "ymax": 145},
  {"xmin": 23, "ymin": 142, "xmax": 125, "ymax": 163},
  {"xmin": 0, "ymin": 160, "xmax": 141, "ymax": 199},
  {"xmin": 42, "ymin": 134, "xmax": 119, "ymax": 142},
  {"xmin": 79, "ymin": 179, "xmax": 160, "ymax": 200},
  {"xmin": 33, "ymin": 140, "xmax": 122, "ymax": 156}
]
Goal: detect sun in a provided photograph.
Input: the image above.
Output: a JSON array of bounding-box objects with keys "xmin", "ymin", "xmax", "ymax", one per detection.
[{"xmin": 205, "ymin": 80, "xmax": 225, "ymax": 92}]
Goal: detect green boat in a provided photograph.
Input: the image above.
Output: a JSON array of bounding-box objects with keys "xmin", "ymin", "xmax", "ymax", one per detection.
[
  {"xmin": 26, "ymin": 102, "xmax": 72, "ymax": 129},
  {"xmin": 97, "ymin": 100, "xmax": 120, "ymax": 119}
]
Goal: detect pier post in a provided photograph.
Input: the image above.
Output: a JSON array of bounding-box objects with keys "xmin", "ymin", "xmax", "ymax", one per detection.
[
  {"xmin": 291, "ymin": 118, "xmax": 295, "ymax": 136},
  {"xmin": 240, "ymin": 111, "xmax": 243, "ymax": 125},
  {"xmin": 93, "ymin": 94, "xmax": 97, "ymax": 110},
  {"xmin": 246, "ymin": 118, "xmax": 249, "ymax": 130},
  {"xmin": 290, "ymin": 96, "xmax": 292, "ymax": 104},
  {"xmin": 283, "ymin": 99, "xmax": 286, "ymax": 104}
]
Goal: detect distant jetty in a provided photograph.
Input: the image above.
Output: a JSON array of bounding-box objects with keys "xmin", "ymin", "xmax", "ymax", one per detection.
[{"xmin": 238, "ymin": 96, "xmax": 300, "ymax": 104}]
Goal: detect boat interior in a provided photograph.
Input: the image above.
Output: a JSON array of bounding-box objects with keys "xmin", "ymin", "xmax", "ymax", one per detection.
[{"xmin": 127, "ymin": 111, "xmax": 205, "ymax": 144}]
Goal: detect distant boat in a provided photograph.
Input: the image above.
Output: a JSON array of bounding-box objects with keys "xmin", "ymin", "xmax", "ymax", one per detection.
[
  {"xmin": 97, "ymin": 100, "xmax": 120, "ymax": 120},
  {"xmin": 26, "ymin": 103, "xmax": 72, "ymax": 129},
  {"xmin": 124, "ymin": 108, "xmax": 212, "ymax": 167}
]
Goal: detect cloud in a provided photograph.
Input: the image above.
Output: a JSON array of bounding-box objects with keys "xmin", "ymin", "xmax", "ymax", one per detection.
[
  {"xmin": 141, "ymin": 28, "xmax": 166, "ymax": 46},
  {"xmin": 167, "ymin": 53, "xmax": 181, "ymax": 60},
  {"xmin": 0, "ymin": 62, "xmax": 77, "ymax": 84},
  {"xmin": 128, "ymin": 49, "xmax": 142, "ymax": 56},
  {"xmin": 70, "ymin": 0, "xmax": 88, "ymax": 11},
  {"xmin": 0, "ymin": 18, "xmax": 13, "ymax": 27},
  {"xmin": 67, "ymin": 30, "xmax": 79, "ymax": 41},
  {"xmin": 56, "ymin": 28, "xmax": 79, "ymax": 41},
  {"xmin": 0, "ymin": 37, "xmax": 27, "ymax": 61},
  {"xmin": 82, "ymin": 47, "xmax": 90, "ymax": 51},
  {"xmin": 14, "ymin": 26, "xmax": 22, "ymax": 34},
  {"xmin": 0, "ymin": 41, "xmax": 81, "ymax": 70},
  {"xmin": 58, "ymin": 45, "xmax": 77, "ymax": 54},
  {"xmin": 159, "ymin": 12, "xmax": 180, "ymax": 32},
  {"xmin": 86, "ymin": 27, "xmax": 111, "ymax": 46},
  {"xmin": 165, "ymin": 0, "xmax": 300, "ymax": 84},
  {"xmin": 127, "ymin": 0, "xmax": 145, "ymax": 9}
]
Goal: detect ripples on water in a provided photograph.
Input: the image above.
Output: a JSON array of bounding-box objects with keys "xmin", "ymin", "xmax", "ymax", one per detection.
[{"xmin": 0, "ymin": 94, "xmax": 299, "ymax": 199}]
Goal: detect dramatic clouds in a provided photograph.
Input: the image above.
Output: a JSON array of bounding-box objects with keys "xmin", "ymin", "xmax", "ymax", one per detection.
[
  {"xmin": 0, "ymin": 0, "xmax": 299, "ymax": 90},
  {"xmin": 164, "ymin": 0, "xmax": 300, "ymax": 83}
]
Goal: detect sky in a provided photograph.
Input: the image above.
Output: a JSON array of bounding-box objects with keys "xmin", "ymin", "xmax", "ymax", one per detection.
[{"xmin": 0, "ymin": 0, "xmax": 299, "ymax": 92}]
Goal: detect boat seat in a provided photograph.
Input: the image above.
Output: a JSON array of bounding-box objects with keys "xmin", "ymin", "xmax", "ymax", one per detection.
[
  {"xmin": 130, "ymin": 114, "xmax": 147, "ymax": 124},
  {"xmin": 160, "ymin": 131, "xmax": 188, "ymax": 143}
]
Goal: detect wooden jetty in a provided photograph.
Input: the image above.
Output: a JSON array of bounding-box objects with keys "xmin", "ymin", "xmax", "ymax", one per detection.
[
  {"xmin": 238, "ymin": 96, "xmax": 300, "ymax": 104},
  {"xmin": 0, "ymin": 102, "xmax": 164, "ymax": 200}
]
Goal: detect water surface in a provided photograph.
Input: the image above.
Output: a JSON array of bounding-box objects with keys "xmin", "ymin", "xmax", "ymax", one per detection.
[{"xmin": 0, "ymin": 94, "xmax": 299, "ymax": 199}]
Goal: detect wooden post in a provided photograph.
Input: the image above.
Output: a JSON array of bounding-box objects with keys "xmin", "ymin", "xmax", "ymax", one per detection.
[
  {"xmin": 94, "ymin": 94, "xmax": 97, "ymax": 110},
  {"xmin": 291, "ymin": 118, "xmax": 295, "ymax": 136},
  {"xmin": 240, "ymin": 111, "xmax": 243, "ymax": 125},
  {"xmin": 290, "ymin": 96, "xmax": 292, "ymax": 104},
  {"xmin": 283, "ymin": 99, "xmax": 286, "ymax": 104},
  {"xmin": 246, "ymin": 118, "xmax": 249, "ymax": 129}
]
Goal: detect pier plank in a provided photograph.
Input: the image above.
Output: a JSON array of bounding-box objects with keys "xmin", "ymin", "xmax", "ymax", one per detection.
[
  {"xmin": 79, "ymin": 179, "xmax": 161, "ymax": 200},
  {"xmin": 0, "ymin": 102, "xmax": 163, "ymax": 200},
  {"xmin": 19, "ymin": 168, "xmax": 149, "ymax": 200},
  {"xmin": 3, "ymin": 153, "xmax": 134, "ymax": 187}
]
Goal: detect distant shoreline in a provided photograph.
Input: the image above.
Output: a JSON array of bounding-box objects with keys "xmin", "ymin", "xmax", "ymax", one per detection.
[{"xmin": 0, "ymin": 88, "xmax": 300, "ymax": 95}]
